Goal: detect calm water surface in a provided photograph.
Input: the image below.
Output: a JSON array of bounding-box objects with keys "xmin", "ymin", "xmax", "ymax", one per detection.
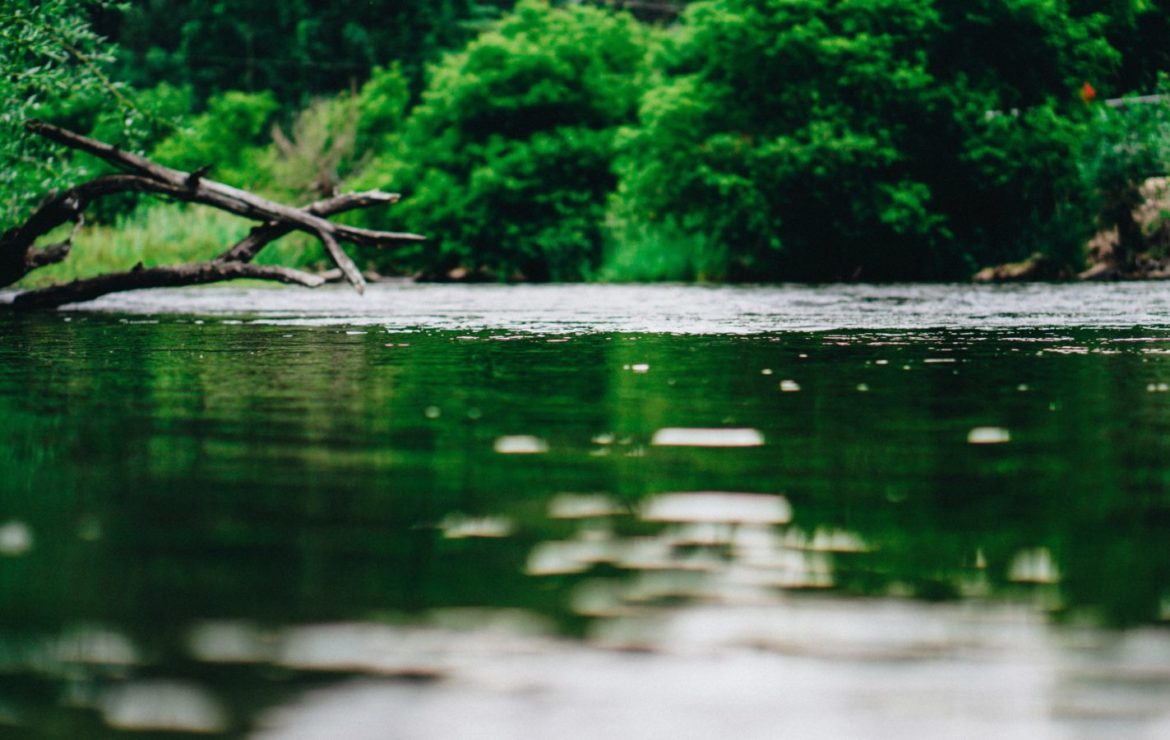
[{"xmin": 4, "ymin": 283, "xmax": 1170, "ymax": 738}]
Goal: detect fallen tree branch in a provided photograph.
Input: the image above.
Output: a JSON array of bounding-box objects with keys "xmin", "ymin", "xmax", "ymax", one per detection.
[
  {"xmin": 218, "ymin": 191, "xmax": 401, "ymax": 263},
  {"xmin": 1, "ymin": 122, "xmax": 423, "ymax": 307},
  {"xmin": 25, "ymin": 121, "xmax": 422, "ymax": 293},
  {"xmin": 11, "ymin": 261, "xmax": 326, "ymax": 310}
]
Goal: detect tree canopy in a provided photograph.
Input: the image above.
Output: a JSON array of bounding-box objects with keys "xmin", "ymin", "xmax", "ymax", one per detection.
[
  {"xmin": 3, "ymin": 0, "xmax": 1169, "ymax": 285},
  {"xmin": 611, "ymin": 0, "xmax": 1122, "ymax": 280},
  {"xmin": 358, "ymin": 0, "xmax": 651, "ymax": 280}
]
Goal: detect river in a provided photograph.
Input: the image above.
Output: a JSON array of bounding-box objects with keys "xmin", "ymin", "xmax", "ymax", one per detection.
[{"xmin": 3, "ymin": 282, "xmax": 1170, "ymax": 738}]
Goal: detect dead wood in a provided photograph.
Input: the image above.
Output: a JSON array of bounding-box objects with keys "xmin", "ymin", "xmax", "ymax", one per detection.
[
  {"xmin": 2, "ymin": 121, "xmax": 422, "ymax": 307},
  {"xmin": 218, "ymin": 191, "xmax": 400, "ymax": 263},
  {"xmin": 11, "ymin": 262, "xmax": 325, "ymax": 310}
]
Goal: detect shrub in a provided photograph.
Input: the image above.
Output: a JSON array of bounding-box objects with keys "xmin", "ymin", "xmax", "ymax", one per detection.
[
  {"xmin": 0, "ymin": 0, "xmax": 127, "ymax": 226},
  {"xmin": 1077, "ymin": 81, "xmax": 1170, "ymax": 267},
  {"xmin": 357, "ymin": 0, "xmax": 652, "ymax": 280},
  {"xmin": 266, "ymin": 65, "xmax": 410, "ymax": 202},
  {"xmin": 609, "ymin": 0, "xmax": 1117, "ymax": 281},
  {"xmin": 150, "ymin": 90, "xmax": 279, "ymax": 190}
]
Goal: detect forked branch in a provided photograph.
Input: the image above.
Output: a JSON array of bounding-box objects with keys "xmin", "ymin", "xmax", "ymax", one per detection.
[{"xmin": 1, "ymin": 121, "xmax": 423, "ymax": 308}]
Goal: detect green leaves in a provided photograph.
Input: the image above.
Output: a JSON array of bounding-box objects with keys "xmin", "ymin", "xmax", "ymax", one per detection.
[
  {"xmin": 610, "ymin": 0, "xmax": 1125, "ymax": 280},
  {"xmin": 612, "ymin": 0, "xmax": 947, "ymax": 279},
  {"xmin": 382, "ymin": 0, "xmax": 651, "ymax": 280},
  {"xmin": 1076, "ymin": 80, "xmax": 1170, "ymax": 264},
  {"xmin": 150, "ymin": 90, "xmax": 279, "ymax": 190},
  {"xmin": 0, "ymin": 0, "xmax": 127, "ymax": 225}
]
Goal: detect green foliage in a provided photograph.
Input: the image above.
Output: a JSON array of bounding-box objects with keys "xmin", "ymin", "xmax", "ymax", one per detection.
[
  {"xmin": 600, "ymin": 214, "xmax": 729, "ymax": 281},
  {"xmin": 16, "ymin": 202, "xmax": 327, "ymax": 288},
  {"xmin": 266, "ymin": 96, "xmax": 363, "ymax": 202},
  {"xmin": 109, "ymin": 0, "xmax": 516, "ymax": 105},
  {"xmin": 0, "ymin": 3, "xmax": 201, "ymax": 230},
  {"xmin": 950, "ymin": 105, "xmax": 1092, "ymax": 270},
  {"xmin": 6, "ymin": 0, "xmax": 1170, "ymax": 285},
  {"xmin": 612, "ymin": 0, "xmax": 943, "ymax": 279},
  {"xmin": 150, "ymin": 90, "xmax": 279, "ymax": 190},
  {"xmin": 610, "ymin": 0, "xmax": 1120, "ymax": 280},
  {"xmin": 15, "ymin": 204, "xmax": 251, "ymax": 287},
  {"xmin": 265, "ymin": 65, "xmax": 411, "ymax": 202},
  {"xmin": 354, "ymin": 65, "xmax": 411, "ymax": 156},
  {"xmin": 1074, "ymin": 0, "xmax": 1170, "ymax": 94},
  {"xmin": 929, "ymin": 0, "xmax": 1116, "ymax": 106},
  {"xmin": 0, "ymin": 0, "xmax": 129, "ymax": 226},
  {"xmin": 362, "ymin": 0, "xmax": 652, "ymax": 280},
  {"xmin": 1077, "ymin": 81, "xmax": 1170, "ymax": 264}
]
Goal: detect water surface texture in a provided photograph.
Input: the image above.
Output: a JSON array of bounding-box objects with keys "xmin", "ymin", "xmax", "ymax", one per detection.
[{"xmin": 4, "ymin": 283, "xmax": 1170, "ymax": 738}]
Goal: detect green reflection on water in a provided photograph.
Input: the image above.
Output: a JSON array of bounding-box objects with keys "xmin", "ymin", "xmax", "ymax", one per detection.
[{"xmin": 3, "ymin": 313, "xmax": 1170, "ymax": 734}]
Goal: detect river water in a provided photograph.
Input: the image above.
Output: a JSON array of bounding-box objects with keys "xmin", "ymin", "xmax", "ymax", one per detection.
[{"xmin": 4, "ymin": 282, "xmax": 1170, "ymax": 738}]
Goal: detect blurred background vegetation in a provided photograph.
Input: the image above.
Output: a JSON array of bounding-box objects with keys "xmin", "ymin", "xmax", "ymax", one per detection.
[{"xmin": 2, "ymin": 0, "xmax": 1169, "ymax": 284}]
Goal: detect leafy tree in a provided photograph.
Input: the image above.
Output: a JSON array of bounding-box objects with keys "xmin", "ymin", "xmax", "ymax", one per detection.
[
  {"xmin": 359, "ymin": 0, "xmax": 652, "ymax": 280},
  {"xmin": 107, "ymin": 0, "xmax": 517, "ymax": 106},
  {"xmin": 0, "ymin": 0, "xmax": 132, "ymax": 225},
  {"xmin": 1119, "ymin": 0, "xmax": 1170, "ymax": 94},
  {"xmin": 149, "ymin": 90, "xmax": 279, "ymax": 190},
  {"xmin": 923, "ymin": 0, "xmax": 1117, "ymax": 270},
  {"xmin": 611, "ymin": 0, "xmax": 1118, "ymax": 280},
  {"xmin": 1069, "ymin": 0, "xmax": 1170, "ymax": 95}
]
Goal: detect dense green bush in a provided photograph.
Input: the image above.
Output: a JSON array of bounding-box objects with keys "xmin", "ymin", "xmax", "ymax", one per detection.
[
  {"xmin": 108, "ymin": 0, "xmax": 517, "ymax": 105},
  {"xmin": 355, "ymin": 0, "xmax": 652, "ymax": 280},
  {"xmin": 920, "ymin": 0, "xmax": 1117, "ymax": 272},
  {"xmin": 1079, "ymin": 0, "xmax": 1170, "ymax": 95},
  {"xmin": 0, "ymin": 0, "xmax": 129, "ymax": 226},
  {"xmin": 608, "ymin": 0, "xmax": 1118, "ymax": 281},
  {"xmin": 149, "ymin": 90, "xmax": 279, "ymax": 190}
]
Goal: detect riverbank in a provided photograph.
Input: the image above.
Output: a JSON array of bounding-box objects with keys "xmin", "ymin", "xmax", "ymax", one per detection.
[
  {"xmin": 974, "ymin": 177, "xmax": 1170, "ymax": 283},
  {"xmin": 11, "ymin": 174, "xmax": 1169, "ymax": 295}
]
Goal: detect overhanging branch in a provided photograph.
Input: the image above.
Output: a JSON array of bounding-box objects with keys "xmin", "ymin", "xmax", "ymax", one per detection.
[
  {"xmin": 1, "ymin": 122, "xmax": 423, "ymax": 307},
  {"xmin": 11, "ymin": 261, "xmax": 326, "ymax": 310}
]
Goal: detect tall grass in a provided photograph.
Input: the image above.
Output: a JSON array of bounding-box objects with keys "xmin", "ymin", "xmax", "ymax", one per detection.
[
  {"xmin": 17, "ymin": 203, "xmax": 326, "ymax": 288},
  {"xmin": 599, "ymin": 218, "xmax": 731, "ymax": 282}
]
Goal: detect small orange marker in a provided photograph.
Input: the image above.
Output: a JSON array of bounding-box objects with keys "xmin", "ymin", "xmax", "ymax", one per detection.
[{"xmin": 1080, "ymin": 81, "xmax": 1097, "ymax": 103}]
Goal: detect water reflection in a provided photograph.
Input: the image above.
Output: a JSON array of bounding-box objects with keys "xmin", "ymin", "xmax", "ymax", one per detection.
[
  {"xmin": 649, "ymin": 429, "xmax": 766, "ymax": 447},
  {"xmin": 4, "ymin": 305, "xmax": 1170, "ymax": 735},
  {"xmin": 101, "ymin": 681, "xmax": 228, "ymax": 734}
]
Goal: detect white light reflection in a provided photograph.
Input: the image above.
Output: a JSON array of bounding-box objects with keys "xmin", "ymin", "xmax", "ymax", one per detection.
[
  {"xmin": 967, "ymin": 427, "xmax": 1011, "ymax": 445},
  {"xmin": 1009, "ymin": 548, "xmax": 1062, "ymax": 585},
  {"xmin": 548, "ymin": 494, "xmax": 625, "ymax": 520},
  {"xmin": 493, "ymin": 436, "xmax": 549, "ymax": 454},
  {"xmin": 641, "ymin": 492, "xmax": 791, "ymax": 525},
  {"xmin": 650, "ymin": 428, "xmax": 765, "ymax": 448},
  {"xmin": 0, "ymin": 521, "xmax": 33, "ymax": 556},
  {"xmin": 440, "ymin": 514, "xmax": 514, "ymax": 539},
  {"xmin": 100, "ymin": 681, "xmax": 228, "ymax": 734}
]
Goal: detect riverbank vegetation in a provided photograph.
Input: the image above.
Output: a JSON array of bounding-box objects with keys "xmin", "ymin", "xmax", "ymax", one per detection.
[{"xmin": 3, "ymin": 0, "xmax": 1170, "ymax": 286}]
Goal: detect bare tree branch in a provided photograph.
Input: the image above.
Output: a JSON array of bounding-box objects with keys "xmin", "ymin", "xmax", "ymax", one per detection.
[
  {"xmin": 25, "ymin": 121, "xmax": 423, "ymax": 270},
  {"xmin": 218, "ymin": 190, "xmax": 400, "ymax": 263},
  {"xmin": 11, "ymin": 261, "xmax": 325, "ymax": 310},
  {"xmin": 2, "ymin": 122, "xmax": 421, "ymax": 307}
]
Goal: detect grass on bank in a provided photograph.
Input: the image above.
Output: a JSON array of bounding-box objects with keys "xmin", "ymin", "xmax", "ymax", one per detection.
[
  {"xmin": 16, "ymin": 204, "xmax": 327, "ymax": 289},
  {"xmin": 599, "ymin": 219, "xmax": 731, "ymax": 282}
]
